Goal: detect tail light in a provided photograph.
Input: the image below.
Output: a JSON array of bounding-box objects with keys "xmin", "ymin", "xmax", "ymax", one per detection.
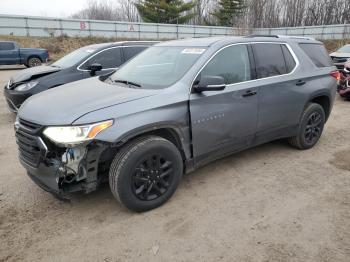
[{"xmin": 330, "ymin": 71, "xmax": 341, "ymax": 81}]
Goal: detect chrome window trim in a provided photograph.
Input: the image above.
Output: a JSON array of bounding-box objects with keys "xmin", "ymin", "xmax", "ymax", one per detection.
[
  {"xmin": 190, "ymin": 42, "xmax": 300, "ymax": 93},
  {"xmin": 77, "ymin": 45, "xmax": 150, "ymax": 72}
]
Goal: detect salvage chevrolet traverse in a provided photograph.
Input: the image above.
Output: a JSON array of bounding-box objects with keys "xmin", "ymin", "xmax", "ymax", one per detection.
[{"xmin": 15, "ymin": 36, "xmax": 337, "ymax": 212}]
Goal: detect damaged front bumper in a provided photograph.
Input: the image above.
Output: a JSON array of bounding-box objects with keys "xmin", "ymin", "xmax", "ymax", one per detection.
[
  {"xmin": 3, "ymin": 85, "xmax": 31, "ymax": 113},
  {"xmin": 15, "ymin": 118, "xmax": 111, "ymax": 198},
  {"xmin": 337, "ymin": 80, "xmax": 350, "ymax": 98}
]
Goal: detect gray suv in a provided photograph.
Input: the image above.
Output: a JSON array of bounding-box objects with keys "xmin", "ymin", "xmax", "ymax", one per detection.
[{"xmin": 15, "ymin": 36, "xmax": 337, "ymax": 212}]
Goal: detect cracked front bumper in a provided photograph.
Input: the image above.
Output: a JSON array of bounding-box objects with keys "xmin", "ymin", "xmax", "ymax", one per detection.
[
  {"xmin": 15, "ymin": 118, "xmax": 110, "ymax": 197},
  {"xmin": 24, "ymin": 161, "xmax": 62, "ymax": 196}
]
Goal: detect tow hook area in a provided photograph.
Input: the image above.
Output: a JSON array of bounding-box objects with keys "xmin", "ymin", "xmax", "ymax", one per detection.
[
  {"xmin": 50, "ymin": 143, "xmax": 108, "ymax": 194},
  {"xmin": 53, "ymin": 145, "xmax": 88, "ymax": 190}
]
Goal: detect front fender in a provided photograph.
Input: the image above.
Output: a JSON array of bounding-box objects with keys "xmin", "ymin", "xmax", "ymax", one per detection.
[
  {"xmin": 72, "ymin": 86, "xmax": 192, "ymax": 156},
  {"xmin": 75, "ymin": 97, "xmax": 191, "ymax": 158},
  {"xmin": 95, "ymin": 106, "xmax": 190, "ymax": 155},
  {"xmin": 111, "ymin": 122, "xmax": 192, "ymax": 160},
  {"xmin": 113, "ymin": 122, "xmax": 187, "ymax": 145}
]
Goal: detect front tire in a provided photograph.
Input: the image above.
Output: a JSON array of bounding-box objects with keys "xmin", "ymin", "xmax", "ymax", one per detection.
[
  {"xmin": 109, "ymin": 136, "xmax": 183, "ymax": 212},
  {"xmin": 288, "ymin": 103, "xmax": 325, "ymax": 150}
]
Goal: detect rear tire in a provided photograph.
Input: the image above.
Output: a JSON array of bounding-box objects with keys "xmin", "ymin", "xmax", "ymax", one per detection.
[
  {"xmin": 288, "ymin": 103, "xmax": 325, "ymax": 150},
  {"xmin": 109, "ymin": 136, "xmax": 183, "ymax": 212},
  {"xmin": 27, "ymin": 57, "xmax": 42, "ymax": 67}
]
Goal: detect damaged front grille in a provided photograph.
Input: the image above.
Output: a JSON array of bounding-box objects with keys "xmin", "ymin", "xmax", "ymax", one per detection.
[
  {"xmin": 18, "ymin": 118, "xmax": 42, "ymax": 132},
  {"xmin": 15, "ymin": 118, "xmax": 45, "ymax": 168},
  {"xmin": 16, "ymin": 130, "xmax": 41, "ymax": 167}
]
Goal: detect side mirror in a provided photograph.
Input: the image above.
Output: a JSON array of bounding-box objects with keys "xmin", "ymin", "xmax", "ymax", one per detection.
[
  {"xmin": 193, "ymin": 75, "xmax": 226, "ymax": 93},
  {"xmin": 89, "ymin": 63, "xmax": 102, "ymax": 76}
]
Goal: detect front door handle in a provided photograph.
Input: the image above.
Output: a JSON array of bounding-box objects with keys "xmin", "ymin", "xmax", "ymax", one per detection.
[
  {"xmin": 242, "ymin": 90, "xmax": 257, "ymax": 97},
  {"xmin": 296, "ymin": 80, "xmax": 306, "ymax": 86}
]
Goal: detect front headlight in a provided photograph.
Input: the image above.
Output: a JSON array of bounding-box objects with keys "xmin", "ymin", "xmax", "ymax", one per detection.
[
  {"xmin": 43, "ymin": 120, "xmax": 113, "ymax": 146},
  {"xmin": 15, "ymin": 81, "xmax": 38, "ymax": 91}
]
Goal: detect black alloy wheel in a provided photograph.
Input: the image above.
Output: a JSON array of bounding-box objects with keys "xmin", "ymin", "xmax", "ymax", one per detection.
[
  {"xmin": 109, "ymin": 136, "xmax": 183, "ymax": 212},
  {"xmin": 304, "ymin": 111, "xmax": 323, "ymax": 145},
  {"xmin": 288, "ymin": 103, "xmax": 325, "ymax": 150},
  {"xmin": 132, "ymin": 154, "xmax": 173, "ymax": 201}
]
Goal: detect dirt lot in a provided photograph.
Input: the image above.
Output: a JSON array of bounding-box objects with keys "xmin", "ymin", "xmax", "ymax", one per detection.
[{"xmin": 0, "ymin": 67, "xmax": 349, "ymax": 262}]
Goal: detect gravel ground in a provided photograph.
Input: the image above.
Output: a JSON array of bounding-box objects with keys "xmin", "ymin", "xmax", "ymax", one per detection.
[{"xmin": 0, "ymin": 66, "xmax": 349, "ymax": 262}]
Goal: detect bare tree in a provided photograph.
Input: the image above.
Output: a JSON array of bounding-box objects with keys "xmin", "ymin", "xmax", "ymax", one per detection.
[
  {"xmin": 119, "ymin": 0, "xmax": 140, "ymax": 22},
  {"xmin": 70, "ymin": 0, "xmax": 350, "ymax": 28},
  {"xmin": 70, "ymin": 0, "xmax": 140, "ymax": 22},
  {"xmin": 241, "ymin": 0, "xmax": 350, "ymax": 28}
]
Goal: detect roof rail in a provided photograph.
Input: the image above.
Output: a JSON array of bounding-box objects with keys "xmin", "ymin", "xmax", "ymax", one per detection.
[
  {"xmin": 277, "ymin": 35, "xmax": 315, "ymax": 40},
  {"xmin": 244, "ymin": 34, "xmax": 315, "ymax": 41},
  {"xmin": 244, "ymin": 34, "xmax": 279, "ymax": 38}
]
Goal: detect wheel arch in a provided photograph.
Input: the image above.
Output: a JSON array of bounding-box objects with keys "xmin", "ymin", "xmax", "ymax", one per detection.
[
  {"xmin": 114, "ymin": 125, "xmax": 189, "ymax": 162},
  {"xmin": 308, "ymin": 94, "xmax": 331, "ymax": 121}
]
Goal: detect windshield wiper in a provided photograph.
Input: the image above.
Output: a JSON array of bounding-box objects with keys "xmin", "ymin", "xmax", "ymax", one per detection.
[{"xmin": 113, "ymin": 79, "xmax": 141, "ymax": 88}]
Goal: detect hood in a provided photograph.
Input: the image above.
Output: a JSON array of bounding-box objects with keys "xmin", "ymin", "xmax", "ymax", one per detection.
[
  {"xmin": 330, "ymin": 52, "xmax": 350, "ymax": 58},
  {"xmin": 18, "ymin": 77, "xmax": 157, "ymax": 125},
  {"xmin": 10, "ymin": 65, "xmax": 61, "ymax": 84}
]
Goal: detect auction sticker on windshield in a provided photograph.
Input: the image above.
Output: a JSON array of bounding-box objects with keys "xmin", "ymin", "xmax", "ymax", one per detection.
[{"xmin": 182, "ymin": 48, "xmax": 206, "ymax": 54}]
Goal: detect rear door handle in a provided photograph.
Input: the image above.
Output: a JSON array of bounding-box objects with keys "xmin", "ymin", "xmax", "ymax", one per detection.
[
  {"xmin": 296, "ymin": 80, "xmax": 306, "ymax": 86},
  {"xmin": 242, "ymin": 90, "xmax": 257, "ymax": 97}
]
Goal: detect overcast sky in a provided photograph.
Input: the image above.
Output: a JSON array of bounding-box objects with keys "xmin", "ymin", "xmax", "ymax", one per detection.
[{"xmin": 1, "ymin": 0, "xmax": 88, "ymax": 17}]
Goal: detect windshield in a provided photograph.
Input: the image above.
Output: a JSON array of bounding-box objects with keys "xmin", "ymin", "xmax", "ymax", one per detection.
[
  {"xmin": 52, "ymin": 47, "xmax": 97, "ymax": 68},
  {"xmin": 337, "ymin": 45, "xmax": 350, "ymax": 53},
  {"xmin": 110, "ymin": 46, "xmax": 206, "ymax": 89}
]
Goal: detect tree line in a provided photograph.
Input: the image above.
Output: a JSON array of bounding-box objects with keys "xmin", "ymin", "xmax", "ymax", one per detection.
[{"xmin": 71, "ymin": 0, "xmax": 350, "ymax": 28}]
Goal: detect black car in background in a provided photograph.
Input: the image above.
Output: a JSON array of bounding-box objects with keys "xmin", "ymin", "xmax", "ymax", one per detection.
[{"xmin": 4, "ymin": 41, "xmax": 157, "ymax": 112}]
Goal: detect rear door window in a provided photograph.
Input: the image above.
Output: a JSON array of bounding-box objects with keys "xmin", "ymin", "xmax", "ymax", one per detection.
[
  {"xmin": 81, "ymin": 47, "xmax": 122, "ymax": 70},
  {"xmin": 299, "ymin": 43, "xmax": 333, "ymax": 68},
  {"xmin": 0, "ymin": 42, "xmax": 15, "ymax": 50},
  {"xmin": 200, "ymin": 44, "xmax": 252, "ymax": 85},
  {"xmin": 252, "ymin": 43, "xmax": 287, "ymax": 78},
  {"xmin": 123, "ymin": 46, "xmax": 148, "ymax": 61}
]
